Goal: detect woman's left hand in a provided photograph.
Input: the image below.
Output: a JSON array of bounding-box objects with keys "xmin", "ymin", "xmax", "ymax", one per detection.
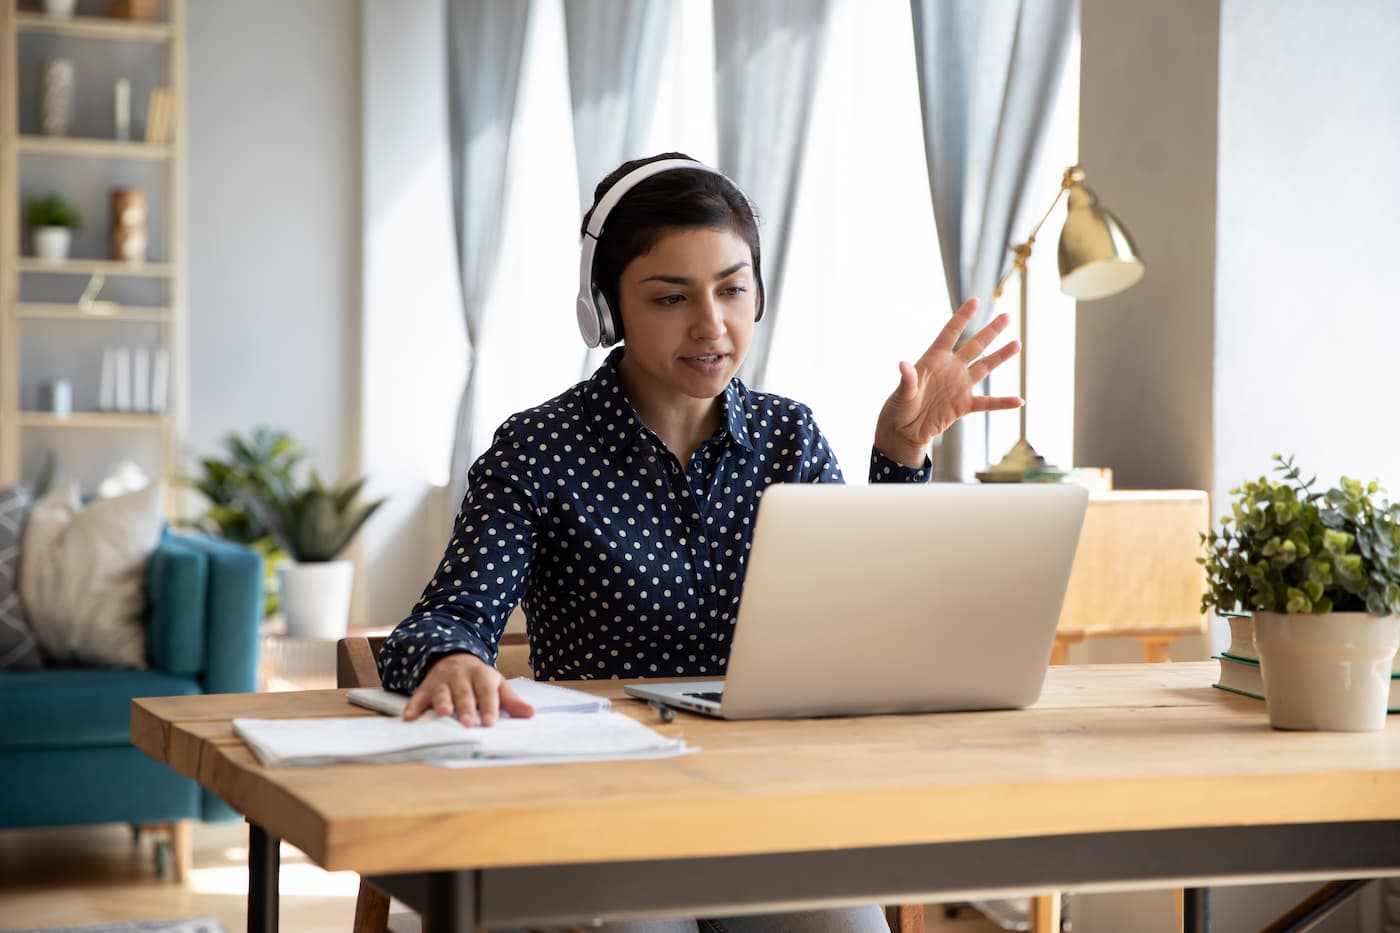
[{"xmin": 873, "ymin": 297, "xmax": 1023, "ymax": 468}]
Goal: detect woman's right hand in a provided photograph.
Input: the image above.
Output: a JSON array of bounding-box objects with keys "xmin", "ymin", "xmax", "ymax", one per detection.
[{"xmin": 402, "ymin": 652, "xmax": 535, "ymax": 726}]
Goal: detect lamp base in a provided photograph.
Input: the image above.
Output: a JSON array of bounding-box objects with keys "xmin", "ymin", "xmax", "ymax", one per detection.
[{"xmin": 975, "ymin": 439, "xmax": 1058, "ymax": 483}]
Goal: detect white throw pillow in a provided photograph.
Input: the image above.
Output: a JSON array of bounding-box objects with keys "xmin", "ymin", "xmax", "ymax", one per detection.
[{"xmin": 21, "ymin": 482, "xmax": 164, "ymax": 668}]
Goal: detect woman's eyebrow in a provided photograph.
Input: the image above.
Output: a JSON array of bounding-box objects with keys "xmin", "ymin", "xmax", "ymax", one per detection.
[{"xmin": 639, "ymin": 262, "xmax": 750, "ymax": 286}]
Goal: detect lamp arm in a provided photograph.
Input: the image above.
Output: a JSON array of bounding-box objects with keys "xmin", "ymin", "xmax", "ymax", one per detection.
[{"xmin": 991, "ymin": 166, "xmax": 1081, "ymax": 300}]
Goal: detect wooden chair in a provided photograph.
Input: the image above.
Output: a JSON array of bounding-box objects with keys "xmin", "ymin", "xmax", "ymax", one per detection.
[{"xmin": 336, "ymin": 634, "xmax": 924, "ymax": 933}]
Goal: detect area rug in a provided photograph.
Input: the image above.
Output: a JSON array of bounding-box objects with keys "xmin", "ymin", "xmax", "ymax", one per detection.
[{"xmin": 13, "ymin": 919, "xmax": 226, "ymax": 933}]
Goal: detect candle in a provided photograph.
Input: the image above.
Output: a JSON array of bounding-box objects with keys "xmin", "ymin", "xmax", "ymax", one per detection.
[{"xmin": 114, "ymin": 79, "xmax": 131, "ymax": 141}]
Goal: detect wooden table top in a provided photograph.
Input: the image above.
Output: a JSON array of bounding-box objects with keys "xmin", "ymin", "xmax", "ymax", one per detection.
[{"xmin": 131, "ymin": 663, "xmax": 1400, "ymax": 876}]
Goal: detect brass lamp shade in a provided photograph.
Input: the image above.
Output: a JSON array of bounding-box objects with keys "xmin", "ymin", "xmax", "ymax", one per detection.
[{"xmin": 1058, "ymin": 181, "xmax": 1145, "ymax": 300}]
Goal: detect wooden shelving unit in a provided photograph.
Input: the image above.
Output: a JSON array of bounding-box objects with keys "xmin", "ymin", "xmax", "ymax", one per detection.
[
  {"xmin": 17, "ymin": 134, "xmax": 173, "ymax": 160},
  {"xmin": 0, "ymin": 0, "xmax": 186, "ymax": 496},
  {"xmin": 17, "ymin": 301, "xmax": 170, "ymax": 322},
  {"xmin": 13, "ymin": 9, "xmax": 170, "ymax": 41},
  {"xmin": 15, "ymin": 257, "xmax": 176, "ymax": 277}
]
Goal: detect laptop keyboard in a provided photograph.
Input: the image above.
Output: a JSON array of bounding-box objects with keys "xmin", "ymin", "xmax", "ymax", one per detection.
[{"xmin": 683, "ymin": 691, "xmax": 725, "ymax": 703}]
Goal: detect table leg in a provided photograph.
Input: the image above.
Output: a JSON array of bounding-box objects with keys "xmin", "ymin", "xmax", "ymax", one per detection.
[
  {"xmin": 1181, "ymin": 887, "xmax": 1208, "ymax": 933},
  {"xmin": 247, "ymin": 821, "xmax": 280, "ymax": 933},
  {"xmin": 421, "ymin": 871, "xmax": 477, "ymax": 933},
  {"xmin": 1138, "ymin": 635, "xmax": 1175, "ymax": 663}
]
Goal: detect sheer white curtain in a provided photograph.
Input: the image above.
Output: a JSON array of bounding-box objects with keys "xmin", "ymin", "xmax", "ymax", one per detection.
[
  {"xmin": 909, "ymin": 0, "xmax": 1077, "ymax": 480},
  {"xmin": 564, "ymin": 0, "xmax": 674, "ymax": 379},
  {"xmin": 445, "ymin": 0, "xmax": 532, "ymax": 508},
  {"xmin": 713, "ymin": 0, "xmax": 833, "ymax": 390}
]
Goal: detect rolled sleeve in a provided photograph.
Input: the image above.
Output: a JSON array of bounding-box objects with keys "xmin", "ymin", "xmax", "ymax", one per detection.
[{"xmin": 868, "ymin": 448, "xmax": 932, "ymax": 484}]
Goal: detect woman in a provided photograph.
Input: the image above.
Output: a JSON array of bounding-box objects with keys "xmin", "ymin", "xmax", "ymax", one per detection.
[{"xmin": 379, "ymin": 152, "xmax": 1021, "ymax": 726}]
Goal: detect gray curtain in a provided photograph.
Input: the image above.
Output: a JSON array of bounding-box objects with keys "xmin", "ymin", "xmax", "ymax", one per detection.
[
  {"xmin": 446, "ymin": 0, "xmax": 532, "ymax": 508},
  {"xmin": 910, "ymin": 0, "xmax": 1076, "ymax": 480},
  {"xmin": 713, "ymin": 0, "xmax": 833, "ymax": 390},
  {"xmin": 564, "ymin": 0, "xmax": 674, "ymax": 380}
]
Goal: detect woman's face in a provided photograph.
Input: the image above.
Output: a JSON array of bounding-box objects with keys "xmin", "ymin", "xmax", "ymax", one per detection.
[{"xmin": 615, "ymin": 226, "xmax": 757, "ymax": 407}]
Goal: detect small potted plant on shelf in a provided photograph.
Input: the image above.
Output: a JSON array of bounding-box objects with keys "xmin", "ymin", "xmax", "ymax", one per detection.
[
  {"xmin": 25, "ymin": 194, "xmax": 82, "ymax": 263},
  {"xmin": 242, "ymin": 466, "xmax": 385, "ymax": 639},
  {"xmin": 1200, "ymin": 454, "xmax": 1400, "ymax": 731}
]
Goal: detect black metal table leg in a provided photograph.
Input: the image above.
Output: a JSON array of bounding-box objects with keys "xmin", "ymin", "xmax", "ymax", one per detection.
[
  {"xmin": 247, "ymin": 821, "xmax": 280, "ymax": 933},
  {"xmin": 1182, "ymin": 887, "xmax": 1209, "ymax": 933},
  {"xmin": 421, "ymin": 870, "xmax": 476, "ymax": 933}
]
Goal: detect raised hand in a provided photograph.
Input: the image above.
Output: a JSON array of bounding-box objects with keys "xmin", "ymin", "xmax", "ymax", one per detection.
[{"xmin": 873, "ymin": 298, "xmax": 1023, "ymax": 467}]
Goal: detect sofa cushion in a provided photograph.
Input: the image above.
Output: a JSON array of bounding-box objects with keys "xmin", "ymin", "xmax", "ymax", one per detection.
[
  {"xmin": 0, "ymin": 744, "xmax": 202, "ymax": 829},
  {"xmin": 21, "ymin": 482, "xmax": 164, "ymax": 668},
  {"xmin": 0, "ymin": 485, "xmax": 42, "ymax": 670},
  {"xmin": 0, "ymin": 668, "xmax": 200, "ymax": 752},
  {"xmin": 146, "ymin": 532, "xmax": 209, "ymax": 676}
]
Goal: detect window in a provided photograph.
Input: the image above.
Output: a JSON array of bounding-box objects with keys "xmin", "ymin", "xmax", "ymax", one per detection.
[{"xmin": 480, "ymin": 0, "xmax": 1080, "ymax": 477}]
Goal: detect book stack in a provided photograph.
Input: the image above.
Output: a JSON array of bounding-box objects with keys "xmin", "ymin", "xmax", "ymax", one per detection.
[
  {"xmin": 145, "ymin": 87, "xmax": 173, "ymax": 144},
  {"xmin": 234, "ymin": 679, "xmax": 692, "ymax": 768},
  {"xmin": 1214, "ymin": 615, "xmax": 1400, "ymax": 713}
]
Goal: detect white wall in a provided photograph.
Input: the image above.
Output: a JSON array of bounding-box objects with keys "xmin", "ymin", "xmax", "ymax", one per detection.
[
  {"xmin": 186, "ymin": 0, "xmax": 360, "ymax": 480},
  {"xmin": 1072, "ymin": 1, "xmax": 1399, "ymax": 929},
  {"xmin": 1214, "ymin": 0, "xmax": 1400, "ymax": 505},
  {"xmin": 1074, "ymin": 0, "xmax": 1218, "ymax": 495}
]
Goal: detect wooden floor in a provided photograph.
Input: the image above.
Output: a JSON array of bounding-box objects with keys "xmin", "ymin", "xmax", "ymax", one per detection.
[{"xmin": 0, "ymin": 822, "xmax": 1004, "ymax": 932}]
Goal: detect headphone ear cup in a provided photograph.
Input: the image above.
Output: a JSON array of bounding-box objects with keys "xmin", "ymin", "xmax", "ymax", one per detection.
[
  {"xmin": 576, "ymin": 293, "xmax": 603, "ymax": 348},
  {"xmin": 754, "ymin": 265, "xmax": 766, "ymax": 322},
  {"xmin": 595, "ymin": 290, "xmax": 619, "ymax": 346}
]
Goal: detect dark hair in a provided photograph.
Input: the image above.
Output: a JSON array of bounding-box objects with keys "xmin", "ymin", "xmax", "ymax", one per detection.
[{"xmin": 580, "ymin": 151, "xmax": 763, "ymax": 340}]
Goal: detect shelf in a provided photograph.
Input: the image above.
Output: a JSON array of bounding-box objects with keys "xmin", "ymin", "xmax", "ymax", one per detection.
[
  {"xmin": 14, "ymin": 11, "xmax": 170, "ymax": 43},
  {"xmin": 18, "ymin": 135, "xmax": 172, "ymax": 161},
  {"xmin": 17, "ymin": 302, "xmax": 171, "ymax": 323},
  {"xmin": 16, "ymin": 257, "xmax": 174, "ymax": 278},
  {"xmin": 17, "ymin": 411, "xmax": 170, "ymax": 429}
]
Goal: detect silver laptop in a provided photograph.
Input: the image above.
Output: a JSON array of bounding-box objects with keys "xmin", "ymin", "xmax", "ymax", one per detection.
[{"xmin": 624, "ymin": 483, "xmax": 1088, "ymax": 719}]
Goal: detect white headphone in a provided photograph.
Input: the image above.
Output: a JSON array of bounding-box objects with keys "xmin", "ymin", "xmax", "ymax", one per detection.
[{"xmin": 576, "ymin": 158, "xmax": 764, "ymax": 348}]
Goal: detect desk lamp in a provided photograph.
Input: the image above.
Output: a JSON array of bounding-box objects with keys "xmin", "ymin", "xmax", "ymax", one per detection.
[{"xmin": 976, "ymin": 166, "xmax": 1144, "ymax": 482}]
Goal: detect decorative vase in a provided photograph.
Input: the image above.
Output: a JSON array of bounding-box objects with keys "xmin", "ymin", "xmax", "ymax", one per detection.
[
  {"xmin": 111, "ymin": 188, "xmax": 147, "ymax": 263},
  {"xmin": 33, "ymin": 227, "xmax": 72, "ymax": 262},
  {"xmin": 279, "ymin": 560, "xmax": 355, "ymax": 639},
  {"xmin": 41, "ymin": 0, "xmax": 77, "ymax": 18},
  {"xmin": 1253, "ymin": 611, "xmax": 1400, "ymax": 731},
  {"xmin": 40, "ymin": 59, "xmax": 74, "ymax": 136}
]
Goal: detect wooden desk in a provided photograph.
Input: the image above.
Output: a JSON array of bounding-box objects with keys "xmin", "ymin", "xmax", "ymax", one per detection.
[
  {"xmin": 132, "ymin": 664, "xmax": 1400, "ymax": 933},
  {"xmin": 1054, "ymin": 490, "xmax": 1211, "ymax": 663}
]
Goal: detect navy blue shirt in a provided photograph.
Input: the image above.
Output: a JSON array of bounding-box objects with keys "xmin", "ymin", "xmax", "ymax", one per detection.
[{"xmin": 379, "ymin": 348, "xmax": 930, "ymax": 689}]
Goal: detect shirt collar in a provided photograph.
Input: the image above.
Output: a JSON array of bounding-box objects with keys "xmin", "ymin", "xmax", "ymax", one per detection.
[{"xmin": 583, "ymin": 347, "xmax": 755, "ymax": 454}]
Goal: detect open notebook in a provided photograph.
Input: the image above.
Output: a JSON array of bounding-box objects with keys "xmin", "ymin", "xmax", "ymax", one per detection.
[{"xmin": 233, "ymin": 679, "xmax": 685, "ymax": 767}]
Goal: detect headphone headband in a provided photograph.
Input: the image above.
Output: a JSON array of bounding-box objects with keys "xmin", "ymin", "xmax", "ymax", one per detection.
[{"xmin": 576, "ymin": 158, "xmax": 763, "ymax": 349}]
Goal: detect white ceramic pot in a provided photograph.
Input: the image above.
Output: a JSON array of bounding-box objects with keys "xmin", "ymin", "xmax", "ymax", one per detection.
[
  {"xmin": 42, "ymin": 0, "xmax": 77, "ymax": 18},
  {"xmin": 279, "ymin": 560, "xmax": 355, "ymax": 639},
  {"xmin": 33, "ymin": 227, "xmax": 72, "ymax": 262},
  {"xmin": 1253, "ymin": 611, "xmax": 1399, "ymax": 731}
]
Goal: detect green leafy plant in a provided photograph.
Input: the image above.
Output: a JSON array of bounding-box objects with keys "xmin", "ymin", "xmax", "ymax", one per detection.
[
  {"xmin": 25, "ymin": 194, "xmax": 82, "ymax": 230},
  {"xmin": 1200, "ymin": 454, "xmax": 1400, "ymax": 616},
  {"xmin": 243, "ymin": 471, "xmax": 385, "ymax": 563},
  {"xmin": 183, "ymin": 427, "xmax": 304, "ymax": 614}
]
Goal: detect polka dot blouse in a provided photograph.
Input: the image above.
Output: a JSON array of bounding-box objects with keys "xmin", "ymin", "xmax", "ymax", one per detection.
[{"xmin": 378, "ymin": 347, "xmax": 930, "ymax": 689}]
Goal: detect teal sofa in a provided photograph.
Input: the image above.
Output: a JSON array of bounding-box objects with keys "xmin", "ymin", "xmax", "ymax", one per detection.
[{"xmin": 0, "ymin": 531, "xmax": 262, "ymax": 871}]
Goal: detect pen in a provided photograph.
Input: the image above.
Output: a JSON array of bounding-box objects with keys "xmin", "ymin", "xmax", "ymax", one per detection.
[{"xmin": 647, "ymin": 699, "xmax": 676, "ymax": 723}]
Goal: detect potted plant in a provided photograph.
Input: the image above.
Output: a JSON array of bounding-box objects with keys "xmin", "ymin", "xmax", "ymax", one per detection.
[
  {"xmin": 183, "ymin": 427, "xmax": 303, "ymax": 616},
  {"xmin": 1201, "ymin": 454, "xmax": 1400, "ymax": 731},
  {"xmin": 243, "ymin": 468, "xmax": 385, "ymax": 639},
  {"xmin": 26, "ymin": 194, "xmax": 81, "ymax": 262}
]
